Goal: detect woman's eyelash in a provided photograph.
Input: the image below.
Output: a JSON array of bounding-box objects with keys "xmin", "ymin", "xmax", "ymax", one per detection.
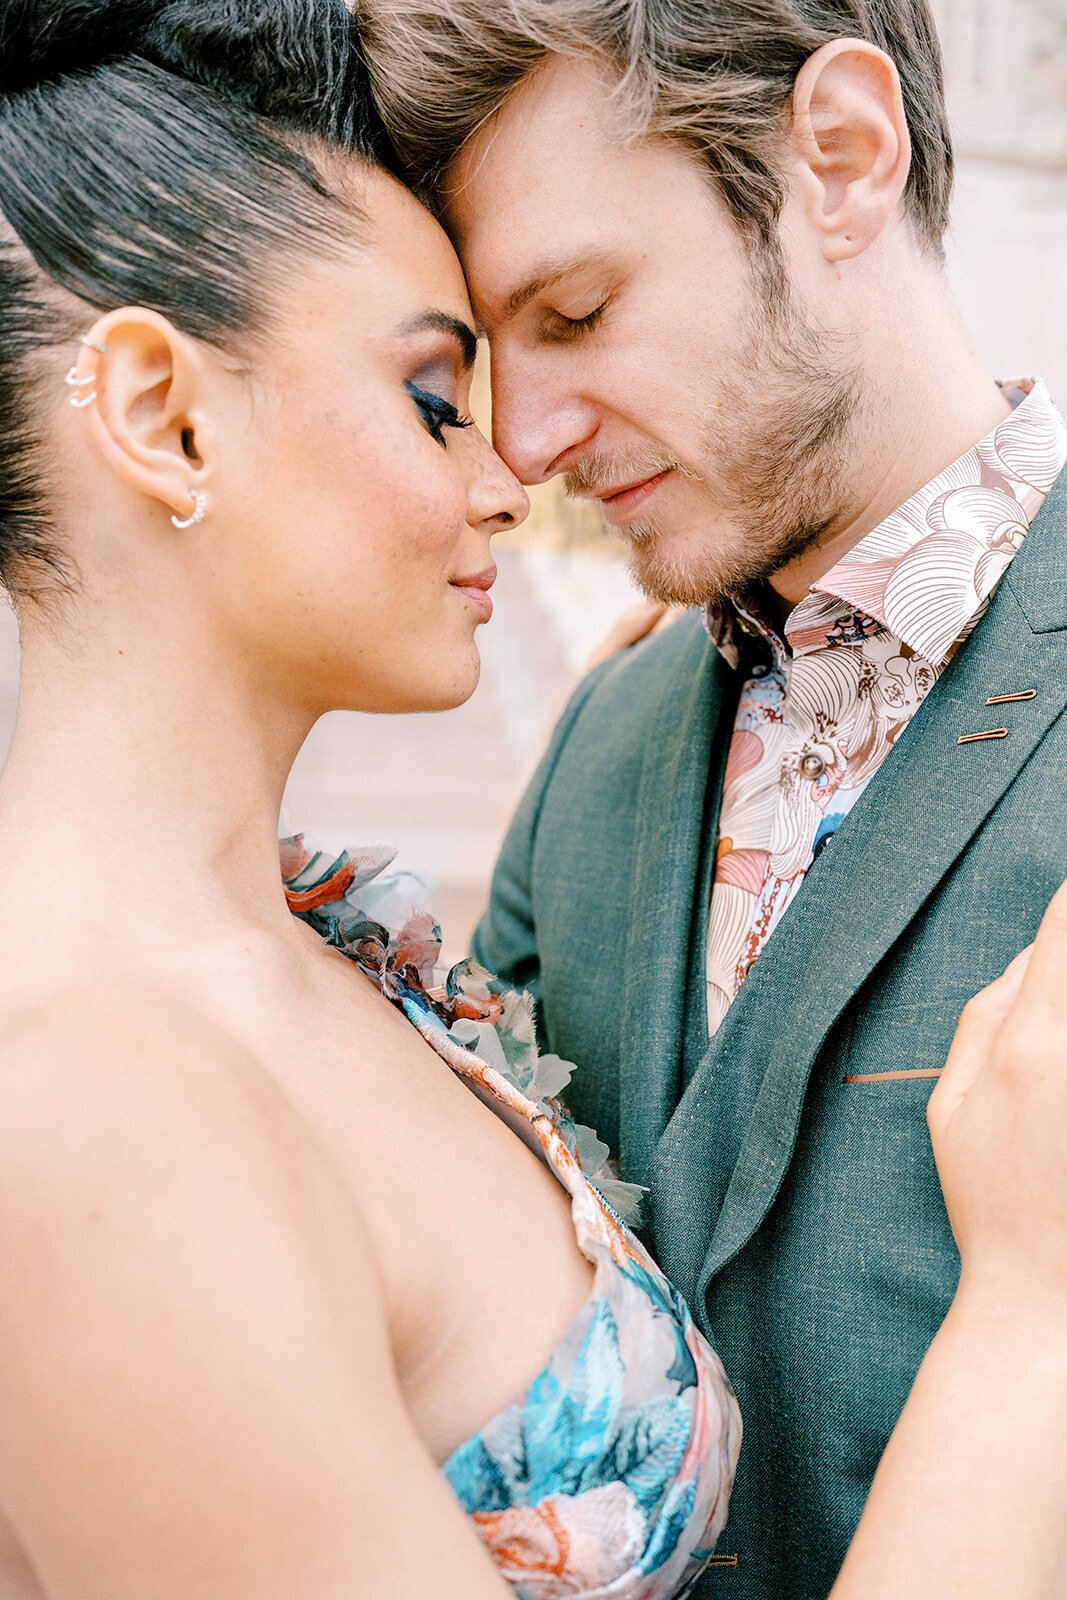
[{"xmin": 405, "ymin": 381, "xmax": 474, "ymax": 445}]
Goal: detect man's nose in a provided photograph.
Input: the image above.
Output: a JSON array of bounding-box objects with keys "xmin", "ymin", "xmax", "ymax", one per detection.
[{"xmin": 489, "ymin": 356, "xmax": 599, "ymax": 486}]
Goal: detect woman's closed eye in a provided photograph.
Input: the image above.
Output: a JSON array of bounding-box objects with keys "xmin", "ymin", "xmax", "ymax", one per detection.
[{"xmin": 406, "ymin": 380, "xmax": 474, "ymax": 447}]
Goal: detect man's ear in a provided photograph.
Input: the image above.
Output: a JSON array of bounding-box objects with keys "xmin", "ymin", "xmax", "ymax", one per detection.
[
  {"xmin": 788, "ymin": 38, "xmax": 913, "ymax": 263},
  {"xmin": 77, "ymin": 308, "xmax": 216, "ymax": 528}
]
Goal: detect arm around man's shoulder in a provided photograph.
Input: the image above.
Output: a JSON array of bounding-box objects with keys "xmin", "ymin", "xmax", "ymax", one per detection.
[{"xmin": 0, "ymin": 983, "xmax": 509, "ymax": 1600}]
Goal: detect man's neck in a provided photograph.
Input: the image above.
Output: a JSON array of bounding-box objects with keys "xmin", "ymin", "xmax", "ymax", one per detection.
[{"xmin": 768, "ymin": 300, "xmax": 1014, "ymax": 613}]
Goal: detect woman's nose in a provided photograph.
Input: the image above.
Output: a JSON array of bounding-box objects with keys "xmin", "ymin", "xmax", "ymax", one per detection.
[{"xmin": 466, "ymin": 427, "xmax": 530, "ymax": 534}]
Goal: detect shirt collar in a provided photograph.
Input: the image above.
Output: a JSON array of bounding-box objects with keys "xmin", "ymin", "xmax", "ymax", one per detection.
[{"xmin": 706, "ymin": 378, "xmax": 1067, "ymax": 670}]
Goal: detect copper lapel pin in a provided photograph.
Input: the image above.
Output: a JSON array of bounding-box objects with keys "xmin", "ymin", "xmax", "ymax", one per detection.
[{"xmin": 957, "ymin": 688, "xmax": 1037, "ymax": 745}]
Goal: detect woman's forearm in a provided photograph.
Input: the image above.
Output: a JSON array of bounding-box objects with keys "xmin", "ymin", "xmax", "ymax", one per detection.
[{"xmin": 830, "ymin": 1281, "xmax": 1067, "ymax": 1599}]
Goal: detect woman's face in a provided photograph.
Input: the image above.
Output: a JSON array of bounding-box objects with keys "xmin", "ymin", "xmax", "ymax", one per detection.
[{"xmin": 209, "ymin": 169, "xmax": 528, "ymax": 717}]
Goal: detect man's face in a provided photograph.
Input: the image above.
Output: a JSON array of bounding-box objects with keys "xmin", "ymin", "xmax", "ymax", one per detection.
[{"xmin": 444, "ymin": 55, "xmax": 863, "ymax": 607}]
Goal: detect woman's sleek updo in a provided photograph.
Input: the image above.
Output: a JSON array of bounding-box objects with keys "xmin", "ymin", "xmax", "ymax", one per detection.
[{"xmin": 0, "ymin": 0, "xmax": 387, "ymax": 597}]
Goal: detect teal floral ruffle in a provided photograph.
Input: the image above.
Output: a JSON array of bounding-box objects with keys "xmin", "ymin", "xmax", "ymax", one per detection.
[
  {"xmin": 281, "ymin": 835, "xmax": 741, "ymax": 1600},
  {"xmin": 281, "ymin": 835, "xmax": 645, "ymax": 1220}
]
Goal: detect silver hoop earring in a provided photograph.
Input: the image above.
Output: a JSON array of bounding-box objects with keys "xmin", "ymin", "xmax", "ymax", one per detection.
[
  {"xmin": 171, "ymin": 490, "xmax": 207, "ymax": 530},
  {"xmin": 63, "ymin": 339, "xmax": 111, "ymax": 408},
  {"xmin": 64, "ymin": 368, "xmax": 97, "ymax": 408}
]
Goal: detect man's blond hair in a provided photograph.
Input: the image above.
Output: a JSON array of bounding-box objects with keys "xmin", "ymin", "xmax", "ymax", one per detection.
[{"xmin": 357, "ymin": 0, "xmax": 953, "ymax": 254}]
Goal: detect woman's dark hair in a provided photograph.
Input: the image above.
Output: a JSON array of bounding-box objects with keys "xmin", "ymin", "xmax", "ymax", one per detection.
[{"xmin": 0, "ymin": 0, "xmax": 388, "ymax": 597}]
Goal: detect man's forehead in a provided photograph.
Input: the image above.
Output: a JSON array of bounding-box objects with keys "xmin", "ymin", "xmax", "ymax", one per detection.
[
  {"xmin": 441, "ymin": 55, "xmax": 624, "ymax": 234},
  {"xmin": 441, "ymin": 85, "xmax": 641, "ymax": 321},
  {"xmin": 440, "ymin": 55, "xmax": 724, "ymax": 323}
]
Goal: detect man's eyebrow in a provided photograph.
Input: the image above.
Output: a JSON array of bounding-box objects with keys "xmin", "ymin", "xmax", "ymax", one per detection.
[
  {"xmin": 395, "ymin": 310, "xmax": 478, "ymax": 371},
  {"xmin": 502, "ymin": 252, "xmax": 614, "ymax": 320}
]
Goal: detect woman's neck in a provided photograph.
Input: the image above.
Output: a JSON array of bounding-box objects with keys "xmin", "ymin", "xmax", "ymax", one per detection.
[{"xmin": 0, "ymin": 590, "xmax": 316, "ymax": 940}]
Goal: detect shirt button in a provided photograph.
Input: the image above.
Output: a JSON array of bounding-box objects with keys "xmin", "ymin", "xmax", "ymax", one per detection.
[{"xmin": 799, "ymin": 752, "xmax": 826, "ymax": 780}]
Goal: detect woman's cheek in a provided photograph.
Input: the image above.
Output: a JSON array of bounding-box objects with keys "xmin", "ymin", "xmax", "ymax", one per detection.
[{"xmin": 402, "ymin": 466, "xmax": 469, "ymax": 561}]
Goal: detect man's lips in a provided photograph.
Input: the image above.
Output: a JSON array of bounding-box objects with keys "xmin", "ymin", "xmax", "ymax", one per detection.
[
  {"xmin": 449, "ymin": 563, "xmax": 497, "ymax": 623},
  {"xmin": 587, "ymin": 469, "xmax": 673, "ymax": 526}
]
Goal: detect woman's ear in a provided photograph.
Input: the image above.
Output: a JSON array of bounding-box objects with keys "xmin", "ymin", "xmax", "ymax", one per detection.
[
  {"xmin": 76, "ymin": 308, "xmax": 216, "ymax": 528},
  {"xmin": 788, "ymin": 38, "xmax": 913, "ymax": 264}
]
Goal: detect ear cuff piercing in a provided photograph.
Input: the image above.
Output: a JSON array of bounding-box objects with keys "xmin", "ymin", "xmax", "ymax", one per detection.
[
  {"xmin": 171, "ymin": 490, "xmax": 207, "ymax": 529},
  {"xmin": 63, "ymin": 338, "xmax": 111, "ymax": 409}
]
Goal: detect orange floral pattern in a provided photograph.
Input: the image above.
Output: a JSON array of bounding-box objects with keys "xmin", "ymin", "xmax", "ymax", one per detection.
[{"xmin": 705, "ymin": 379, "xmax": 1067, "ymax": 1035}]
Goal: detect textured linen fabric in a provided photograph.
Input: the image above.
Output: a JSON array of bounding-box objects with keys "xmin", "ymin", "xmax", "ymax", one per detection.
[
  {"xmin": 705, "ymin": 379, "xmax": 1067, "ymax": 1034},
  {"xmin": 471, "ymin": 460, "xmax": 1067, "ymax": 1599}
]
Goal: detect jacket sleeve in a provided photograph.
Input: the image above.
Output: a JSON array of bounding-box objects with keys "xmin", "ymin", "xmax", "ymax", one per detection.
[{"xmin": 470, "ymin": 658, "xmax": 616, "ymax": 1030}]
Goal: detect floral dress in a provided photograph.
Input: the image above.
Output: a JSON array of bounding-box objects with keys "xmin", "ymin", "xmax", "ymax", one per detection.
[{"xmin": 282, "ymin": 837, "xmax": 742, "ymax": 1600}]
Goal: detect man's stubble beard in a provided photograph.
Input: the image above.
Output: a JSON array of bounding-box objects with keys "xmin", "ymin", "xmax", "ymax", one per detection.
[{"xmin": 568, "ymin": 278, "xmax": 866, "ymax": 611}]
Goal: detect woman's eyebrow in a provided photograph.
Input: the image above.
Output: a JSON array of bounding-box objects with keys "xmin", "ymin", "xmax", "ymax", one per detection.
[{"xmin": 395, "ymin": 310, "xmax": 478, "ymax": 371}]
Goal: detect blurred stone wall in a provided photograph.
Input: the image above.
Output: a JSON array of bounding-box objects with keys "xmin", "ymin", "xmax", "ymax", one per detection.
[
  {"xmin": 933, "ymin": 0, "xmax": 1067, "ymax": 167},
  {"xmin": 937, "ymin": 0, "xmax": 1067, "ymax": 410}
]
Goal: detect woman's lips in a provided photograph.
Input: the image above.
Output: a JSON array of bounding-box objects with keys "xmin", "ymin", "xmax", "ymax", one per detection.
[
  {"xmin": 450, "ymin": 564, "xmax": 496, "ymax": 623},
  {"xmin": 597, "ymin": 468, "xmax": 672, "ymax": 526}
]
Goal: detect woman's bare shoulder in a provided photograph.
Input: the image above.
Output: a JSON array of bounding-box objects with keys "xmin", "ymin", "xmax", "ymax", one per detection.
[
  {"xmin": 0, "ymin": 979, "xmax": 509, "ymax": 1600},
  {"xmin": 0, "ymin": 977, "xmax": 298, "ymax": 1197},
  {"xmin": 0, "ymin": 976, "xmax": 346, "ymax": 1324}
]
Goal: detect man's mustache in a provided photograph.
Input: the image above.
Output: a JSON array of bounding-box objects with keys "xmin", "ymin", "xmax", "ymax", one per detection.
[{"xmin": 564, "ymin": 449, "xmax": 687, "ymax": 498}]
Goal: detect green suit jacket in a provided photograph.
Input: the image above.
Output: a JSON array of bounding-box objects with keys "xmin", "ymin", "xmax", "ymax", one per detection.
[{"xmin": 471, "ymin": 465, "xmax": 1067, "ymax": 1599}]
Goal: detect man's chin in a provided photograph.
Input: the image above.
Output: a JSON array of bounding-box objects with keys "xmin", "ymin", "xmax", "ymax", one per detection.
[{"xmin": 623, "ymin": 521, "xmax": 741, "ymax": 610}]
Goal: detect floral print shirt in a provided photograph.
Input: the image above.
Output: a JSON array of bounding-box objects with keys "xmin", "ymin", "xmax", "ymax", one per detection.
[{"xmin": 705, "ymin": 378, "xmax": 1067, "ymax": 1036}]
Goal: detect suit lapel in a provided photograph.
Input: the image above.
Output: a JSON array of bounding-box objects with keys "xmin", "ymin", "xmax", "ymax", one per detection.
[
  {"xmin": 650, "ymin": 472, "xmax": 1067, "ymax": 1302},
  {"xmin": 615, "ymin": 616, "xmax": 737, "ymax": 1181}
]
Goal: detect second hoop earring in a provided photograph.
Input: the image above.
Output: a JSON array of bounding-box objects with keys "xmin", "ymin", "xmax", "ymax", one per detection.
[
  {"xmin": 63, "ymin": 338, "xmax": 112, "ymax": 409},
  {"xmin": 64, "ymin": 368, "xmax": 97, "ymax": 408},
  {"xmin": 171, "ymin": 490, "xmax": 208, "ymax": 530}
]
